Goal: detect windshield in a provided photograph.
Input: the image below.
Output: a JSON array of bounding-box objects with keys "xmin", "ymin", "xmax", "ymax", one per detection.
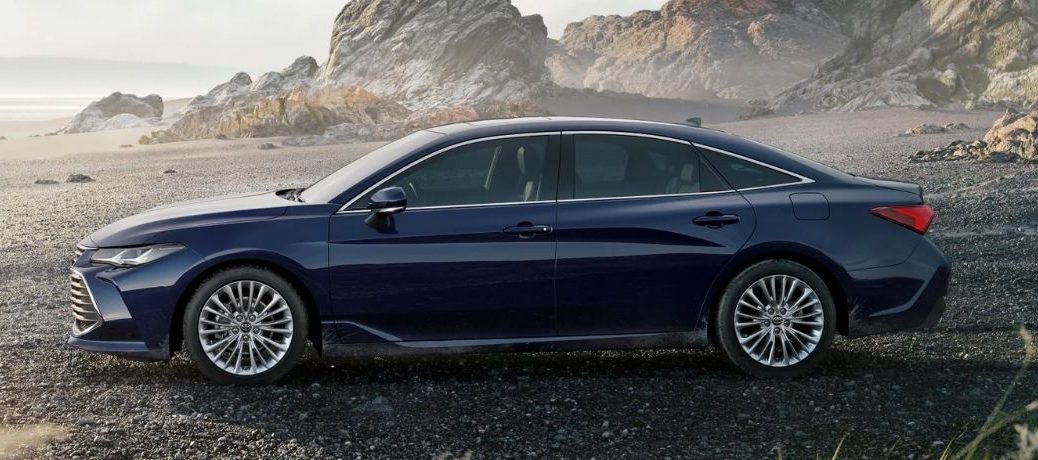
[{"xmin": 299, "ymin": 130, "xmax": 443, "ymax": 204}]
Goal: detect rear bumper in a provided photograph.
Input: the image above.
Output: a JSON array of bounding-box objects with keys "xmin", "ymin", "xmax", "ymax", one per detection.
[
  {"xmin": 915, "ymin": 297, "xmax": 947, "ymax": 330},
  {"xmin": 844, "ymin": 238, "xmax": 950, "ymax": 337}
]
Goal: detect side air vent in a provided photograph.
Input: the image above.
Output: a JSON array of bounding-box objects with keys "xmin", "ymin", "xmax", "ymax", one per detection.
[{"xmin": 70, "ymin": 271, "xmax": 102, "ymax": 335}]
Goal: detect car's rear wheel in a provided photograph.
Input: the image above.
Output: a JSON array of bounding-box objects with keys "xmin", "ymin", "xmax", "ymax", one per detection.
[
  {"xmin": 183, "ymin": 267, "xmax": 308, "ymax": 385},
  {"xmin": 713, "ymin": 260, "xmax": 835, "ymax": 378}
]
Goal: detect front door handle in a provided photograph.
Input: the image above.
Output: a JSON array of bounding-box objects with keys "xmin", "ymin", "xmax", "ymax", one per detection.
[
  {"xmin": 502, "ymin": 223, "xmax": 553, "ymax": 238},
  {"xmin": 693, "ymin": 212, "xmax": 741, "ymax": 228}
]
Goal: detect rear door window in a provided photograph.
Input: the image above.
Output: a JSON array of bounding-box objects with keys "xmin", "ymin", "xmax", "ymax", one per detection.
[
  {"xmin": 699, "ymin": 148, "xmax": 801, "ymax": 190},
  {"xmin": 568, "ymin": 134, "xmax": 729, "ymax": 199}
]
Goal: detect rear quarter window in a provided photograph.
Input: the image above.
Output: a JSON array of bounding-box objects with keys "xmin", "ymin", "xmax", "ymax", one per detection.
[{"xmin": 699, "ymin": 148, "xmax": 801, "ymax": 190}]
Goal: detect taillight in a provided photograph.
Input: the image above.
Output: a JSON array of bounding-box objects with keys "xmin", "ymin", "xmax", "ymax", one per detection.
[{"xmin": 871, "ymin": 205, "xmax": 935, "ymax": 234}]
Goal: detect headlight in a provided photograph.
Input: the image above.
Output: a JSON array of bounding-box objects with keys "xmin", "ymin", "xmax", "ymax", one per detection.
[{"xmin": 91, "ymin": 244, "xmax": 185, "ymax": 267}]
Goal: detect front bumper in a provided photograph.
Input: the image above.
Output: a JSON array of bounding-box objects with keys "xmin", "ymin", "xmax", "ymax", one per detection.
[
  {"xmin": 66, "ymin": 336, "xmax": 168, "ymax": 361},
  {"xmin": 65, "ymin": 247, "xmax": 200, "ymax": 361}
]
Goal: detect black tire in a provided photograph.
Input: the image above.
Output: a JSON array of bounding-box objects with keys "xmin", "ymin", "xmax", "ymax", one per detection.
[
  {"xmin": 182, "ymin": 266, "xmax": 308, "ymax": 385},
  {"xmin": 713, "ymin": 260, "xmax": 836, "ymax": 378}
]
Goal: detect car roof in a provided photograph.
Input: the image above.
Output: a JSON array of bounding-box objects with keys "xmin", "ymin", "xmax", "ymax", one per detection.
[
  {"xmin": 428, "ymin": 116, "xmax": 696, "ymax": 136},
  {"xmin": 426, "ymin": 117, "xmax": 850, "ymax": 183}
]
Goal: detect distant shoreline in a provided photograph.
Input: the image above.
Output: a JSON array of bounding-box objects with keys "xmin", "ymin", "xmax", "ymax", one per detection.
[{"xmin": 0, "ymin": 96, "xmax": 193, "ymax": 122}]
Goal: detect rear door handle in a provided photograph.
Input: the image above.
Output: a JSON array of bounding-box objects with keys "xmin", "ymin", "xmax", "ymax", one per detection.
[
  {"xmin": 693, "ymin": 212, "xmax": 741, "ymax": 228},
  {"xmin": 502, "ymin": 223, "xmax": 553, "ymax": 238}
]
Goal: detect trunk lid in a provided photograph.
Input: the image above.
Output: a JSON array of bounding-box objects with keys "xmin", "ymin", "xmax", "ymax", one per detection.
[{"xmin": 856, "ymin": 176, "xmax": 924, "ymax": 200}]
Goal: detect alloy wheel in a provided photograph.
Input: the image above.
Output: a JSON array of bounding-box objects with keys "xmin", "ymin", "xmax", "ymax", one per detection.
[
  {"xmin": 197, "ymin": 280, "xmax": 294, "ymax": 375},
  {"xmin": 733, "ymin": 274, "xmax": 824, "ymax": 367}
]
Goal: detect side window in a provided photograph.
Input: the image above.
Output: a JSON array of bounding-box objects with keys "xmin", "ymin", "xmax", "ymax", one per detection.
[
  {"xmin": 700, "ymin": 148, "xmax": 800, "ymax": 190},
  {"xmin": 571, "ymin": 134, "xmax": 728, "ymax": 199},
  {"xmin": 352, "ymin": 136, "xmax": 552, "ymax": 209}
]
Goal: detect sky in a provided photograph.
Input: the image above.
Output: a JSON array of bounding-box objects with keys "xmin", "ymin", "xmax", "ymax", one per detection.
[{"xmin": 0, "ymin": 0, "xmax": 668, "ymax": 73}]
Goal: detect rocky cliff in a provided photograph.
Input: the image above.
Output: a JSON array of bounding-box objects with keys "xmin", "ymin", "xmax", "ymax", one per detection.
[
  {"xmin": 142, "ymin": 0, "xmax": 549, "ymax": 143},
  {"xmin": 60, "ymin": 92, "xmax": 163, "ymax": 134},
  {"xmin": 321, "ymin": 0, "xmax": 550, "ymax": 110},
  {"xmin": 773, "ymin": 0, "xmax": 1038, "ymax": 112},
  {"xmin": 142, "ymin": 57, "xmax": 411, "ymax": 143},
  {"xmin": 546, "ymin": 0, "xmax": 848, "ymax": 101}
]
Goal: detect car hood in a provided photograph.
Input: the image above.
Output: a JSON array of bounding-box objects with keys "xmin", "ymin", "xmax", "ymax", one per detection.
[{"xmin": 81, "ymin": 191, "xmax": 290, "ymax": 248}]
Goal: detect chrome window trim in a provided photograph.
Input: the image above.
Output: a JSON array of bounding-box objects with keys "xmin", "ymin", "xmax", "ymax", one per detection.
[
  {"xmin": 337, "ymin": 132, "xmax": 560, "ymax": 213},
  {"xmin": 337, "ymin": 199, "xmax": 556, "ymax": 215},
  {"xmin": 556, "ymin": 189, "xmax": 736, "ymax": 205},
  {"xmin": 335, "ymin": 130, "xmax": 817, "ymax": 213},
  {"xmin": 563, "ymin": 130, "xmax": 693, "ymax": 145}
]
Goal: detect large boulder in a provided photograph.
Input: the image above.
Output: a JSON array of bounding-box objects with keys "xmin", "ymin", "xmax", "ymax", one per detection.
[
  {"xmin": 320, "ymin": 0, "xmax": 550, "ymax": 109},
  {"xmin": 60, "ymin": 92, "xmax": 163, "ymax": 134},
  {"xmin": 774, "ymin": 0, "xmax": 1038, "ymax": 112},
  {"xmin": 545, "ymin": 0, "xmax": 848, "ymax": 102}
]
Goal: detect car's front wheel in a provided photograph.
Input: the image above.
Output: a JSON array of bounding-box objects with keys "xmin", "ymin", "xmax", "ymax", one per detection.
[
  {"xmin": 713, "ymin": 260, "xmax": 836, "ymax": 378},
  {"xmin": 183, "ymin": 266, "xmax": 308, "ymax": 385}
]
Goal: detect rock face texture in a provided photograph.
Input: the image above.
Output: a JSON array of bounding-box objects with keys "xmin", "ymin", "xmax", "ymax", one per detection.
[
  {"xmin": 774, "ymin": 0, "xmax": 1038, "ymax": 112},
  {"xmin": 546, "ymin": 0, "xmax": 848, "ymax": 101},
  {"xmin": 283, "ymin": 106, "xmax": 481, "ymax": 147},
  {"xmin": 61, "ymin": 92, "xmax": 163, "ymax": 134},
  {"xmin": 143, "ymin": 0, "xmax": 549, "ymax": 143},
  {"xmin": 140, "ymin": 57, "xmax": 412, "ymax": 144},
  {"xmin": 321, "ymin": 0, "xmax": 550, "ymax": 110},
  {"xmin": 913, "ymin": 109, "xmax": 1038, "ymax": 163}
]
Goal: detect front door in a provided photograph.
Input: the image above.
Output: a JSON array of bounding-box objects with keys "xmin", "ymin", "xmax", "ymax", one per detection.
[
  {"xmin": 328, "ymin": 134, "xmax": 560, "ymax": 342},
  {"xmin": 555, "ymin": 133, "xmax": 756, "ymax": 336}
]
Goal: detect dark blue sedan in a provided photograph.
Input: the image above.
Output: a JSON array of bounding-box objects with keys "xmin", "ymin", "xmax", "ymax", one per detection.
[{"xmin": 69, "ymin": 117, "xmax": 949, "ymax": 384}]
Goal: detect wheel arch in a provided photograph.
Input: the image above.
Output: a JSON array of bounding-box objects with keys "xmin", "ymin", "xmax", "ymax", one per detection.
[
  {"xmin": 170, "ymin": 255, "xmax": 323, "ymax": 356},
  {"xmin": 702, "ymin": 242, "xmax": 852, "ymax": 345}
]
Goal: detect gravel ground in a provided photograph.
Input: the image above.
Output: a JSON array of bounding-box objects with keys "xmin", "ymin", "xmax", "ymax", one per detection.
[{"xmin": 0, "ymin": 109, "xmax": 1036, "ymax": 459}]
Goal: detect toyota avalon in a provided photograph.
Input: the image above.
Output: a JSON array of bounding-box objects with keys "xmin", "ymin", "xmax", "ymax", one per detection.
[{"xmin": 68, "ymin": 117, "xmax": 949, "ymax": 384}]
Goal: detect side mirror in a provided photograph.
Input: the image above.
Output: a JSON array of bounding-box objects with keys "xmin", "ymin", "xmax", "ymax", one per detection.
[
  {"xmin": 365, "ymin": 186, "xmax": 406, "ymax": 231},
  {"xmin": 367, "ymin": 186, "xmax": 407, "ymax": 215}
]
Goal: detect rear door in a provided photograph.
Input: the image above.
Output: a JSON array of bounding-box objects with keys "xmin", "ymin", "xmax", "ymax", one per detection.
[{"xmin": 554, "ymin": 133, "xmax": 756, "ymax": 336}]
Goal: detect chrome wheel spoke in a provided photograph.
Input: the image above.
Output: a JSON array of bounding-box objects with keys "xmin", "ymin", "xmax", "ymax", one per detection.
[
  {"xmin": 733, "ymin": 274, "xmax": 824, "ymax": 368},
  {"xmin": 737, "ymin": 326, "xmax": 768, "ymax": 345},
  {"xmin": 255, "ymin": 334, "xmax": 289, "ymax": 351},
  {"xmin": 737, "ymin": 300, "xmax": 767, "ymax": 316},
  {"xmin": 198, "ymin": 280, "xmax": 293, "ymax": 376},
  {"xmin": 210, "ymin": 297, "xmax": 234, "ymax": 317},
  {"xmin": 256, "ymin": 293, "xmax": 284, "ymax": 316},
  {"xmin": 199, "ymin": 318, "xmax": 232, "ymax": 328},
  {"xmin": 202, "ymin": 334, "xmax": 235, "ymax": 353},
  {"xmin": 251, "ymin": 284, "xmax": 268, "ymax": 313},
  {"xmin": 254, "ymin": 316, "xmax": 291, "ymax": 327},
  {"xmin": 203, "ymin": 305, "xmax": 235, "ymax": 322},
  {"xmin": 256, "ymin": 304, "xmax": 288, "ymax": 323},
  {"xmin": 787, "ymin": 326, "xmax": 819, "ymax": 343}
]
